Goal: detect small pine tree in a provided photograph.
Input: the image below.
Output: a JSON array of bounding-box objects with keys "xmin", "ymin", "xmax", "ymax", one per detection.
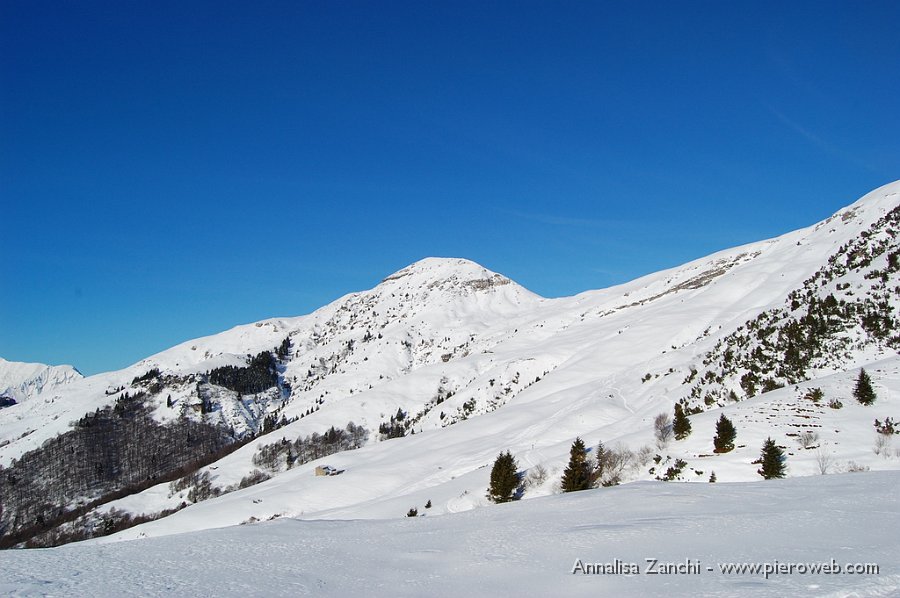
[
  {"xmin": 804, "ymin": 387, "xmax": 824, "ymax": 403},
  {"xmin": 708, "ymin": 470, "xmax": 717, "ymax": 483},
  {"xmin": 758, "ymin": 437, "xmax": 786, "ymax": 479},
  {"xmin": 425, "ymin": 499, "xmax": 432, "ymax": 509},
  {"xmin": 673, "ymin": 403, "xmax": 692, "ymax": 440},
  {"xmin": 406, "ymin": 507, "xmax": 418, "ymax": 517},
  {"xmin": 561, "ymin": 437, "xmax": 591, "ymax": 492},
  {"xmin": 487, "ymin": 451, "xmax": 519, "ymax": 503},
  {"xmin": 713, "ymin": 414, "xmax": 736, "ymax": 453},
  {"xmin": 853, "ymin": 368, "xmax": 876, "ymax": 405}
]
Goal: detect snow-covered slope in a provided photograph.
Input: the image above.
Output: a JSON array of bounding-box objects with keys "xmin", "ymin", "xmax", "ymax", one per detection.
[
  {"xmin": 0, "ymin": 358, "xmax": 82, "ymax": 404},
  {"xmin": 3, "ymin": 472, "xmax": 898, "ymax": 597},
  {"xmin": 1, "ymin": 181, "xmax": 899, "ymax": 549}
]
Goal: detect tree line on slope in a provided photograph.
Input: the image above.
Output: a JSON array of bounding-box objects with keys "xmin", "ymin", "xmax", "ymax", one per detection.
[
  {"xmin": 467, "ymin": 363, "xmax": 886, "ymax": 509},
  {"xmin": 685, "ymin": 205, "xmax": 899, "ymax": 412},
  {"xmin": 252, "ymin": 422, "xmax": 369, "ymax": 472},
  {"xmin": 0, "ymin": 343, "xmax": 302, "ymax": 549},
  {"xmin": 208, "ymin": 351, "xmax": 280, "ymax": 396},
  {"xmin": 0, "ymin": 394, "xmax": 234, "ymax": 548}
]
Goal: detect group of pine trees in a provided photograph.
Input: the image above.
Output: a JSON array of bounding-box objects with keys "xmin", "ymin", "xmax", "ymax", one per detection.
[
  {"xmin": 750, "ymin": 368, "xmax": 877, "ymax": 480},
  {"xmin": 486, "ymin": 395, "xmax": 798, "ymax": 501},
  {"xmin": 669, "ymin": 403, "xmax": 737, "ymax": 453},
  {"xmin": 662, "ymin": 404, "xmax": 787, "ymax": 480},
  {"xmin": 761, "ymin": 368, "xmax": 873, "ymax": 473},
  {"xmin": 486, "ymin": 436, "xmax": 631, "ymax": 503},
  {"xmin": 672, "ymin": 403, "xmax": 786, "ymax": 479},
  {"xmin": 208, "ymin": 351, "xmax": 279, "ymax": 395},
  {"xmin": 378, "ymin": 408, "xmax": 409, "ymax": 440}
]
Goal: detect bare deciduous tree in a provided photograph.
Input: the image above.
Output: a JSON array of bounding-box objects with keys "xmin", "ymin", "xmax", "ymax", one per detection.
[
  {"xmin": 797, "ymin": 431, "xmax": 819, "ymax": 449},
  {"xmin": 874, "ymin": 432, "xmax": 892, "ymax": 457},
  {"xmin": 814, "ymin": 448, "xmax": 833, "ymax": 475},
  {"xmin": 595, "ymin": 443, "xmax": 635, "ymax": 487},
  {"xmin": 653, "ymin": 412, "xmax": 673, "ymax": 449}
]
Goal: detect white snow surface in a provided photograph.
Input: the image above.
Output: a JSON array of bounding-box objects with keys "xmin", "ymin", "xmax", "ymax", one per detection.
[
  {"xmin": 0, "ymin": 358, "xmax": 82, "ymax": 403},
  {"xmin": 2, "ymin": 472, "xmax": 898, "ymax": 597}
]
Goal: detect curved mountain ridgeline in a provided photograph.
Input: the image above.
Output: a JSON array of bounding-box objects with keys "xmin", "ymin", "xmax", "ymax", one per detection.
[{"xmin": 2, "ymin": 181, "xmax": 900, "ymax": 548}]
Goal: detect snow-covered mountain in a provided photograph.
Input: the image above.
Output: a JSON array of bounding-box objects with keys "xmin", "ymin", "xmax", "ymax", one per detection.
[
  {"xmin": 0, "ymin": 358, "xmax": 82, "ymax": 405},
  {"xmin": 1, "ymin": 181, "xmax": 899, "ymax": 550}
]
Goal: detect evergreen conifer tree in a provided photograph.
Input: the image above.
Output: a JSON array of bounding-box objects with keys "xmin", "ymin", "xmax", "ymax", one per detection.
[
  {"xmin": 713, "ymin": 414, "xmax": 736, "ymax": 453},
  {"xmin": 853, "ymin": 368, "xmax": 876, "ymax": 405},
  {"xmin": 673, "ymin": 403, "xmax": 692, "ymax": 440},
  {"xmin": 487, "ymin": 451, "xmax": 519, "ymax": 503},
  {"xmin": 757, "ymin": 437, "xmax": 786, "ymax": 479},
  {"xmin": 561, "ymin": 437, "xmax": 591, "ymax": 492}
]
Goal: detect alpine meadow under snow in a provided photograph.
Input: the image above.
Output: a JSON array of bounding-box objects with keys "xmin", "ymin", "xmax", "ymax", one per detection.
[{"xmin": 2, "ymin": 182, "xmax": 900, "ymax": 595}]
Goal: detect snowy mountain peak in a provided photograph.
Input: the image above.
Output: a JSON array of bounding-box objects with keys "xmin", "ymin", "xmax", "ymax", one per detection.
[
  {"xmin": 373, "ymin": 258, "xmax": 543, "ymax": 311},
  {"xmin": 0, "ymin": 357, "xmax": 83, "ymax": 404},
  {"xmin": 380, "ymin": 257, "xmax": 516, "ymax": 293}
]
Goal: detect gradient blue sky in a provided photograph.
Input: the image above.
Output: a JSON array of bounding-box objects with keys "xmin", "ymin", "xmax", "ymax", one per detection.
[{"xmin": 2, "ymin": 1, "xmax": 898, "ymax": 375}]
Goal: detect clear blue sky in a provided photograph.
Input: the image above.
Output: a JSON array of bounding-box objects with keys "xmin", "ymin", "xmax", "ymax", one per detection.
[{"xmin": 2, "ymin": 1, "xmax": 898, "ymax": 375}]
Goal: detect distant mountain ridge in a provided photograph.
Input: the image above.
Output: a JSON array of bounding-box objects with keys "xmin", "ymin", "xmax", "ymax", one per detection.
[{"xmin": 0, "ymin": 358, "xmax": 82, "ymax": 404}]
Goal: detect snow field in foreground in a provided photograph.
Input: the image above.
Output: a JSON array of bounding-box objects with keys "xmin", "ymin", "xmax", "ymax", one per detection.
[{"xmin": 1, "ymin": 471, "xmax": 897, "ymax": 597}]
